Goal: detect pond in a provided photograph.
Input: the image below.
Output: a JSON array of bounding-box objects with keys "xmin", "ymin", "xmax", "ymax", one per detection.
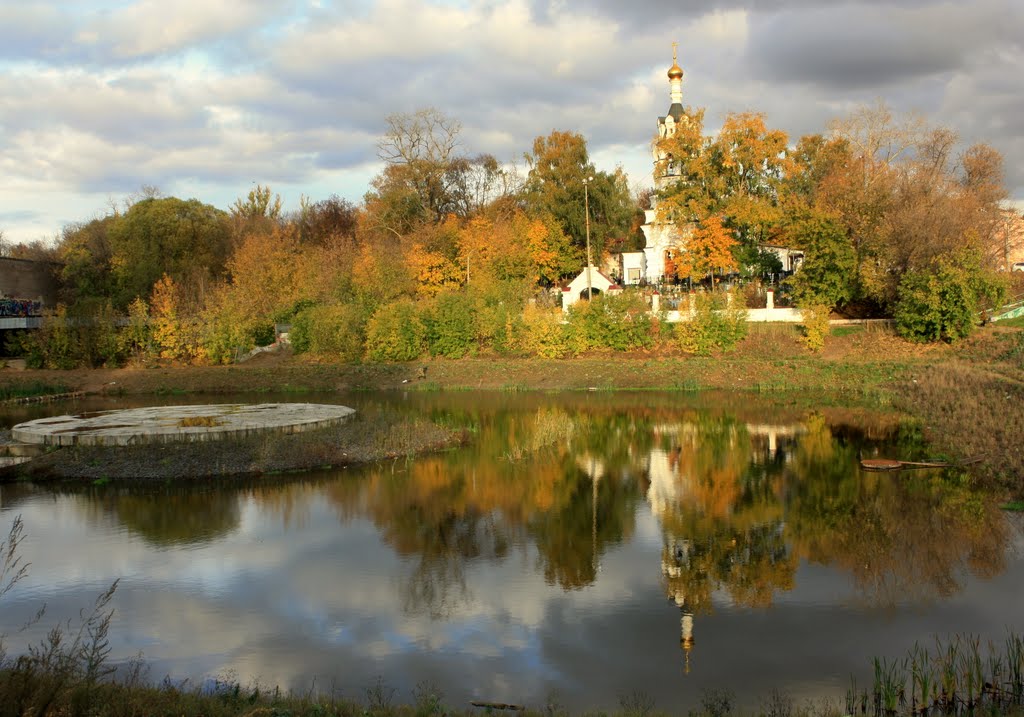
[{"xmin": 1, "ymin": 391, "xmax": 1021, "ymax": 713}]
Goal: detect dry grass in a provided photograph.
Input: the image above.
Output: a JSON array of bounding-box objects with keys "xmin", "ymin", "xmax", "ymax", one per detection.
[
  {"xmin": 896, "ymin": 361, "xmax": 1024, "ymax": 496},
  {"xmin": 177, "ymin": 415, "xmax": 223, "ymax": 428}
]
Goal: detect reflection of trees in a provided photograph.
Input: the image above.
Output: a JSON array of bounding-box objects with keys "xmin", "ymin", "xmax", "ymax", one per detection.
[
  {"xmin": 653, "ymin": 411, "xmax": 1009, "ymax": 612},
  {"xmin": 355, "ymin": 457, "xmax": 517, "ymax": 618},
  {"xmin": 529, "ymin": 463, "xmax": 641, "ymax": 589},
  {"xmin": 786, "ymin": 417, "xmax": 1008, "ymax": 604},
  {"xmin": 309, "ymin": 401, "xmax": 1011, "ymax": 620},
  {"xmin": 397, "ymin": 508, "xmax": 510, "ymax": 619},
  {"xmin": 315, "ymin": 408, "xmax": 648, "ymax": 612},
  {"xmin": 101, "ymin": 487, "xmax": 241, "ymax": 547},
  {"xmin": 526, "ymin": 413, "xmax": 648, "ymax": 589}
]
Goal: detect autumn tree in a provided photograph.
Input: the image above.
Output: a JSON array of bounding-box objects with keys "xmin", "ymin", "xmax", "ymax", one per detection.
[
  {"xmin": 707, "ymin": 112, "xmax": 788, "ymax": 242},
  {"xmin": 673, "ymin": 214, "xmax": 738, "ymax": 285},
  {"xmin": 655, "ymin": 111, "xmax": 788, "ymax": 275},
  {"xmin": 0, "ymin": 236, "xmax": 59, "ymax": 262},
  {"xmin": 202, "ymin": 224, "xmax": 313, "ymax": 361},
  {"xmin": 523, "ymin": 130, "xmax": 634, "ymax": 261},
  {"xmin": 57, "ymin": 216, "xmax": 117, "ymax": 303},
  {"xmin": 445, "ymin": 153, "xmax": 523, "ymax": 217},
  {"xmin": 815, "ymin": 104, "xmax": 1010, "ymax": 312},
  {"xmin": 150, "ymin": 273, "xmax": 204, "ymax": 362},
  {"xmin": 371, "ymin": 108, "xmax": 464, "ymax": 226},
  {"xmin": 405, "ymin": 217, "xmax": 463, "ymax": 296},
  {"xmin": 294, "ymin": 195, "xmax": 359, "ymax": 245}
]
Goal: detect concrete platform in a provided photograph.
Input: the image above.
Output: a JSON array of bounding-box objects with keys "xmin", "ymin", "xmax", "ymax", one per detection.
[{"xmin": 11, "ymin": 403, "xmax": 356, "ymax": 447}]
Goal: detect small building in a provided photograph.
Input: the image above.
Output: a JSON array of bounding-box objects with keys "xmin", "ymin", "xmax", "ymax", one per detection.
[
  {"xmin": 620, "ymin": 252, "xmax": 646, "ymax": 285},
  {"xmin": 761, "ymin": 245, "xmax": 804, "ymax": 273},
  {"xmin": 562, "ymin": 266, "xmax": 620, "ymax": 310}
]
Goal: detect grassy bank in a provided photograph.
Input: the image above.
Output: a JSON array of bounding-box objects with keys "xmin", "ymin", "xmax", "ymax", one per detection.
[
  {"xmin": 1, "ymin": 322, "xmax": 1022, "ymax": 495},
  {"xmin": 2, "ymin": 639, "xmax": 1023, "ymax": 717}
]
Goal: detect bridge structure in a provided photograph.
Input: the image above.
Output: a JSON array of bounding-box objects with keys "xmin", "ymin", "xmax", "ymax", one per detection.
[
  {"xmin": 990, "ymin": 294, "xmax": 1024, "ymax": 322},
  {"xmin": 0, "ymin": 257, "xmax": 58, "ymax": 330}
]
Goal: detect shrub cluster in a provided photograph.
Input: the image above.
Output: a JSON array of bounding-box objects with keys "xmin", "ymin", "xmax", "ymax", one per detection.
[
  {"xmin": 799, "ymin": 304, "xmax": 832, "ymax": 353},
  {"xmin": 13, "ymin": 286, "xmax": 691, "ymax": 368},
  {"xmin": 675, "ymin": 291, "xmax": 748, "ymax": 355},
  {"xmin": 895, "ymin": 251, "xmax": 1007, "ymax": 343}
]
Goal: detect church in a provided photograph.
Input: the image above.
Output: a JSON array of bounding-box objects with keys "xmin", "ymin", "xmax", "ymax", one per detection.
[
  {"xmin": 619, "ymin": 44, "xmax": 693, "ymax": 286},
  {"xmin": 617, "ymin": 46, "xmax": 801, "ymax": 286}
]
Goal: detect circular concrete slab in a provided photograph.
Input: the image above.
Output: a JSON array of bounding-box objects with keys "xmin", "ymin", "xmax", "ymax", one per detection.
[{"xmin": 11, "ymin": 403, "xmax": 356, "ymax": 447}]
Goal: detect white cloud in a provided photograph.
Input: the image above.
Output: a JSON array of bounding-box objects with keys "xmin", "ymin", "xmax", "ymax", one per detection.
[{"xmin": 1, "ymin": 0, "xmax": 1022, "ymax": 244}]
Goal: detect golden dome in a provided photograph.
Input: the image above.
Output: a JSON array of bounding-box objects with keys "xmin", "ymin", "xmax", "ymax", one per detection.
[{"xmin": 668, "ymin": 42, "xmax": 683, "ymax": 80}]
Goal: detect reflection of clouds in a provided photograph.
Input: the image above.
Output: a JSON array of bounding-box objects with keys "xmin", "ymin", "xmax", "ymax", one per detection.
[{"xmin": 1, "ymin": 408, "xmax": 1022, "ymax": 714}]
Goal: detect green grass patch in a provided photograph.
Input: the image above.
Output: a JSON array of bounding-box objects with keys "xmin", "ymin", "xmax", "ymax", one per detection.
[
  {"xmin": 0, "ymin": 380, "xmax": 71, "ymax": 401},
  {"xmin": 1001, "ymin": 500, "xmax": 1024, "ymax": 511},
  {"xmin": 832, "ymin": 325, "xmax": 864, "ymax": 337},
  {"xmin": 994, "ymin": 315, "xmax": 1024, "ymax": 328}
]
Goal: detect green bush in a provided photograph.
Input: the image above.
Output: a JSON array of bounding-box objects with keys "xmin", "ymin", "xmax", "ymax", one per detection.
[
  {"xmin": 676, "ymin": 290, "xmax": 748, "ymax": 355},
  {"xmin": 290, "ymin": 303, "xmax": 366, "ymax": 361},
  {"xmin": 895, "ymin": 250, "xmax": 1007, "ymax": 343},
  {"xmin": 119, "ymin": 297, "xmax": 153, "ymax": 363},
  {"xmin": 565, "ymin": 292, "xmax": 657, "ymax": 353},
  {"xmin": 365, "ymin": 300, "xmax": 427, "ymax": 362},
  {"xmin": 424, "ymin": 291, "xmax": 478, "ymax": 358},
  {"xmin": 9, "ymin": 302, "xmax": 125, "ymax": 369},
  {"xmin": 465, "ymin": 282, "xmax": 529, "ymax": 356},
  {"xmin": 200, "ymin": 311, "xmax": 251, "ymax": 365}
]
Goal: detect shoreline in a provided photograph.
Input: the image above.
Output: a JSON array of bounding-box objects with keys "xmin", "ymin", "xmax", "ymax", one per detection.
[{"xmin": 1, "ymin": 327, "xmax": 1022, "ymax": 496}]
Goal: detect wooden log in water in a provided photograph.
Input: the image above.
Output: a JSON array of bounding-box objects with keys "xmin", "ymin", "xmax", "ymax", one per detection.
[
  {"xmin": 860, "ymin": 456, "xmax": 983, "ymax": 471},
  {"xmin": 860, "ymin": 458, "xmax": 903, "ymax": 471}
]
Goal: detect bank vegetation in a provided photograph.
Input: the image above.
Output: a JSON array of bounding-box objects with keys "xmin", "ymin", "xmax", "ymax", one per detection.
[{"xmin": 3, "ymin": 100, "xmax": 1018, "ymax": 369}]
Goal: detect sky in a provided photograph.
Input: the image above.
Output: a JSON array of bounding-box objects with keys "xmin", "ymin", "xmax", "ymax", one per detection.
[{"xmin": 1, "ymin": 0, "xmax": 1022, "ymax": 245}]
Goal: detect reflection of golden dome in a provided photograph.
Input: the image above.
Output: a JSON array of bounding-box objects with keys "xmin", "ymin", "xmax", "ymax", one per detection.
[{"xmin": 681, "ymin": 636, "xmax": 693, "ymax": 674}]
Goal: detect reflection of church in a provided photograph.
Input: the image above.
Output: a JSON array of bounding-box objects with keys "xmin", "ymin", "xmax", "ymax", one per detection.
[
  {"xmin": 645, "ymin": 420, "xmax": 804, "ymax": 674},
  {"xmin": 663, "ymin": 537, "xmax": 696, "ymax": 673}
]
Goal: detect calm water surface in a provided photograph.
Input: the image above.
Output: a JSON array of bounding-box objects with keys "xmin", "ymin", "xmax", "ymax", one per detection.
[{"xmin": 1, "ymin": 391, "xmax": 1021, "ymax": 712}]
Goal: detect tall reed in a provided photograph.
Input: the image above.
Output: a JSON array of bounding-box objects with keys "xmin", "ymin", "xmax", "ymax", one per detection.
[{"xmin": 859, "ymin": 632, "xmax": 1024, "ymax": 717}]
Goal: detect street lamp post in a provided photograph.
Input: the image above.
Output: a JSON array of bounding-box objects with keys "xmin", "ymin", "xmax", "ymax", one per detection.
[{"xmin": 583, "ymin": 176, "xmax": 594, "ymax": 300}]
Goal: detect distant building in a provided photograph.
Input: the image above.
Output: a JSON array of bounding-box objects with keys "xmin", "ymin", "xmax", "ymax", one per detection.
[
  {"xmin": 996, "ymin": 208, "xmax": 1024, "ymax": 270},
  {"xmin": 619, "ymin": 251, "xmax": 646, "ymax": 285},
  {"xmin": 761, "ymin": 245, "xmax": 804, "ymax": 273}
]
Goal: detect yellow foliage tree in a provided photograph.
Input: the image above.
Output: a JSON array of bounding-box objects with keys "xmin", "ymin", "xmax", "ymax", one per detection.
[
  {"xmin": 406, "ymin": 242, "xmax": 462, "ymax": 296},
  {"xmin": 150, "ymin": 274, "xmax": 205, "ymax": 362},
  {"xmin": 674, "ymin": 215, "xmax": 738, "ymax": 285}
]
